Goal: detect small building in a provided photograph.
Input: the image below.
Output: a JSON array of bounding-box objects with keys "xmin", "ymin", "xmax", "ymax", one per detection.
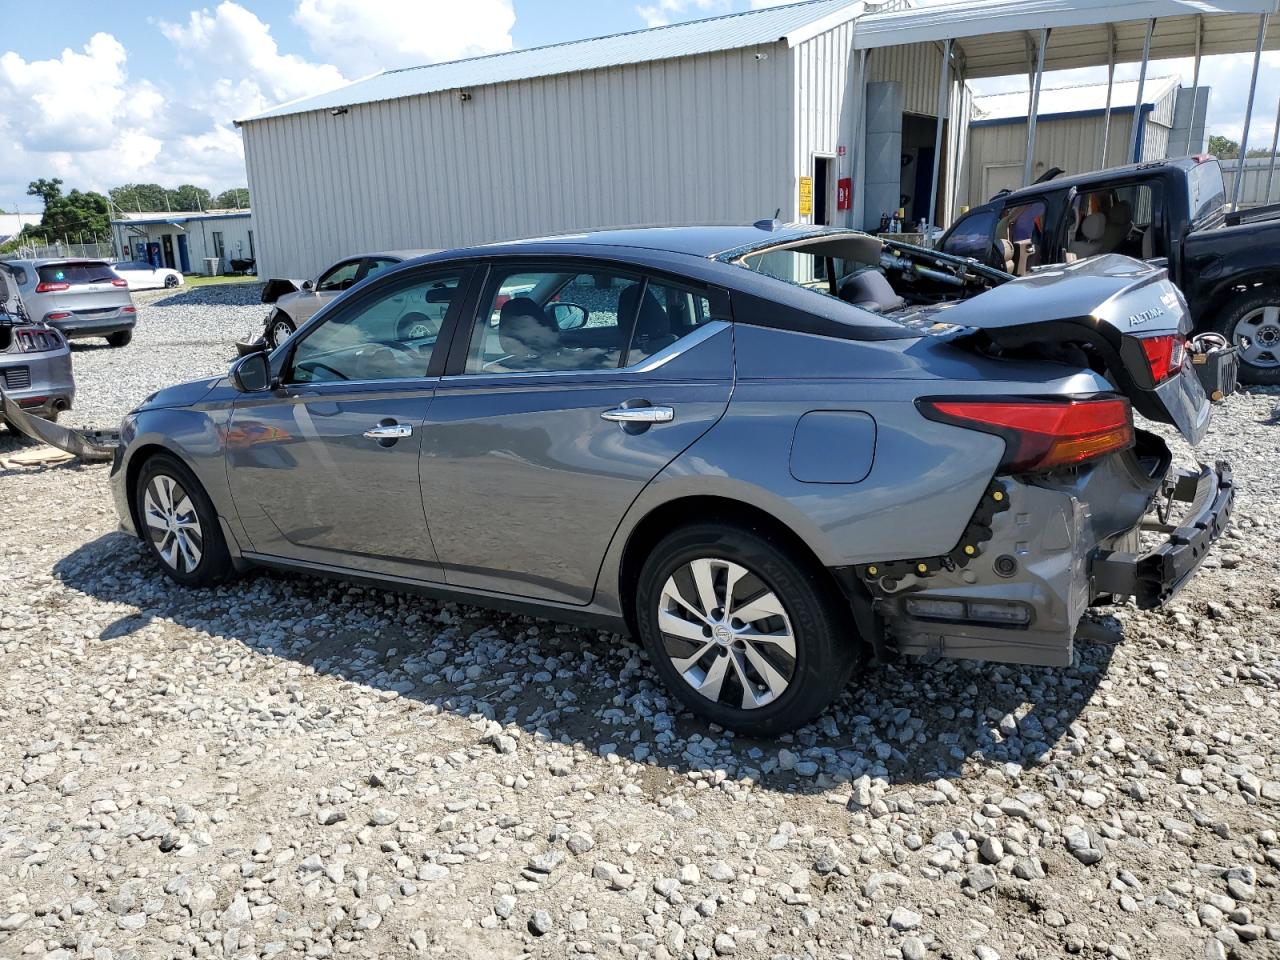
[
  {"xmin": 109, "ymin": 210, "xmax": 256, "ymax": 274},
  {"xmin": 961, "ymin": 76, "xmax": 1202, "ymax": 207}
]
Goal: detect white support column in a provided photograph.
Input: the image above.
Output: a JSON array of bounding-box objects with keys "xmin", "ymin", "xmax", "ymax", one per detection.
[
  {"xmin": 1128, "ymin": 18, "xmax": 1155, "ymax": 163},
  {"xmin": 852, "ymin": 47, "xmax": 870, "ymax": 230},
  {"xmin": 1184, "ymin": 15, "xmax": 1203, "ymax": 155},
  {"xmin": 1266, "ymin": 97, "xmax": 1280, "ymax": 205},
  {"xmin": 928, "ymin": 38, "xmax": 953, "ymax": 228},
  {"xmin": 1022, "ymin": 29, "xmax": 1048, "ymax": 187},
  {"xmin": 1100, "ymin": 25, "xmax": 1116, "ymax": 166},
  {"xmin": 1234, "ymin": 13, "xmax": 1270, "ymax": 210}
]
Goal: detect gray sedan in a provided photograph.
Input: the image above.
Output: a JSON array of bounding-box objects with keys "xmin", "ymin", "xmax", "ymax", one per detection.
[
  {"xmin": 0, "ymin": 271, "xmax": 74, "ymax": 422},
  {"xmin": 109, "ymin": 225, "xmax": 1233, "ymax": 735}
]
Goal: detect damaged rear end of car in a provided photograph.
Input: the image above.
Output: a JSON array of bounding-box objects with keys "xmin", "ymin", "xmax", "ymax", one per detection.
[{"xmin": 864, "ymin": 255, "xmax": 1233, "ymax": 667}]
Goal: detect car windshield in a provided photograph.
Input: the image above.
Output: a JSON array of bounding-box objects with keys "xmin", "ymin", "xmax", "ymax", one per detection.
[{"xmin": 36, "ymin": 262, "xmax": 116, "ymax": 285}]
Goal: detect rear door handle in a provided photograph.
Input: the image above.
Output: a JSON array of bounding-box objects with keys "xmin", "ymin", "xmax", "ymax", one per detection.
[
  {"xmin": 363, "ymin": 423, "xmax": 413, "ymax": 440},
  {"xmin": 601, "ymin": 405, "xmax": 674, "ymax": 424}
]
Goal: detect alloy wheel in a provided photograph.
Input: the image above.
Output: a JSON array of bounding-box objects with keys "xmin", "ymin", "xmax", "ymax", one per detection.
[
  {"xmin": 271, "ymin": 319, "xmax": 294, "ymax": 347},
  {"xmin": 657, "ymin": 557, "xmax": 796, "ymax": 710},
  {"xmin": 1234, "ymin": 305, "xmax": 1280, "ymax": 368},
  {"xmin": 142, "ymin": 473, "xmax": 204, "ymax": 574}
]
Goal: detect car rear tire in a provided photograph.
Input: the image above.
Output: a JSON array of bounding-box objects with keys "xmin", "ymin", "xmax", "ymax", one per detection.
[
  {"xmin": 1211, "ymin": 287, "xmax": 1280, "ymax": 386},
  {"xmin": 634, "ymin": 523, "xmax": 860, "ymax": 737},
  {"xmin": 107, "ymin": 331, "xmax": 132, "ymax": 348},
  {"xmin": 268, "ymin": 312, "xmax": 296, "ymax": 348},
  {"xmin": 164, "ymin": 274, "xmax": 180, "ymax": 288},
  {"xmin": 134, "ymin": 453, "xmax": 235, "ymax": 587}
]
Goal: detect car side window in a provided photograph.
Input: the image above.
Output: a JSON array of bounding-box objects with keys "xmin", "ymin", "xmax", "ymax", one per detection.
[
  {"xmin": 627, "ymin": 280, "xmax": 714, "ymax": 365},
  {"xmin": 465, "ymin": 268, "xmax": 641, "ymax": 374},
  {"xmin": 365, "ymin": 258, "xmax": 399, "ymax": 279},
  {"xmin": 995, "ymin": 200, "xmax": 1046, "ymax": 270},
  {"xmin": 940, "ymin": 209, "xmax": 997, "ymax": 262},
  {"xmin": 316, "ymin": 260, "xmax": 362, "ymax": 292},
  {"xmin": 287, "ymin": 271, "xmax": 463, "ymax": 384}
]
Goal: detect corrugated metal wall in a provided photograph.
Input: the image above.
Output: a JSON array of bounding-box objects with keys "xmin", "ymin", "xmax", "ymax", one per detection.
[
  {"xmin": 791, "ymin": 20, "xmax": 857, "ymax": 226},
  {"xmin": 1222, "ymin": 158, "xmax": 1280, "ymax": 207},
  {"xmin": 242, "ymin": 43, "xmax": 793, "ymax": 279},
  {"xmin": 868, "ymin": 43, "xmax": 943, "ymax": 118}
]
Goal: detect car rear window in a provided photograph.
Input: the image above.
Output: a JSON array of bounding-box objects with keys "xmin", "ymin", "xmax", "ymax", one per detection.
[
  {"xmin": 1188, "ymin": 162, "xmax": 1225, "ymax": 224},
  {"xmin": 36, "ymin": 262, "xmax": 116, "ymax": 285}
]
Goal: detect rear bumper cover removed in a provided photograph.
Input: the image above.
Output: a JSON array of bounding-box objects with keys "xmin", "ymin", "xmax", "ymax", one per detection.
[{"xmin": 1091, "ymin": 461, "xmax": 1233, "ymax": 608}]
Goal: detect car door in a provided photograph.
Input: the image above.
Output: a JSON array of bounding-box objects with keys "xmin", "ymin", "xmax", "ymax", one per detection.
[
  {"xmin": 225, "ymin": 264, "xmax": 473, "ymax": 579},
  {"xmin": 420, "ymin": 260, "xmax": 735, "ymax": 605}
]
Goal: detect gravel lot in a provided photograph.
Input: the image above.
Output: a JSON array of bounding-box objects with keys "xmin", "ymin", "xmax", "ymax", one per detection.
[{"xmin": 1, "ymin": 285, "xmax": 1278, "ymax": 960}]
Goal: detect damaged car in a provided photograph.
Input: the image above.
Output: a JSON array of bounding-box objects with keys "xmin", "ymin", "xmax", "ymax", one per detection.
[
  {"xmin": 108, "ymin": 224, "xmax": 1234, "ymax": 735},
  {"xmin": 0, "ymin": 269, "xmax": 74, "ymax": 424}
]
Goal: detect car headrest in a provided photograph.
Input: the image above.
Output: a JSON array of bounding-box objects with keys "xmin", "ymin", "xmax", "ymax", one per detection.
[
  {"xmin": 620, "ymin": 284, "xmax": 669, "ymax": 340},
  {"xmin": 1107, "ymin": 200, "xmax": 1132, "ymax": 226},
  {"xmin": 498, "ymin": 296, "xmax": 559, "ymax": 356},
  {"xmin": 1081, "ymin": 212, "xmax": 1107, "ymax": 241}
]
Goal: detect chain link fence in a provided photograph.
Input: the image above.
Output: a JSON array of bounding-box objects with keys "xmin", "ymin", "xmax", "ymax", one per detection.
[{"xmin": 8, "ymin": 240, "xmax": 115, "ymax": 260}]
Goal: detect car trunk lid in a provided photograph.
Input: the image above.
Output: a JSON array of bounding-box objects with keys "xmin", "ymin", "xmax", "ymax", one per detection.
[{"xmin": 938, "ymin": 254, "xmax": 1212, "ymax": 444}]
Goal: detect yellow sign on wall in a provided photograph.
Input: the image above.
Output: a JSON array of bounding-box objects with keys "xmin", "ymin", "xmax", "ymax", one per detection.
[{"xmin": 798, "ymin": 176, "xmax": 813, "ymax": 217}]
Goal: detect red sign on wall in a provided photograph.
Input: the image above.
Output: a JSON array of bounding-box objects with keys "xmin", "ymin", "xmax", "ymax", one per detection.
[{"xmin": 837, "ymin": 177, "xmax": 852, "ymax": 211}]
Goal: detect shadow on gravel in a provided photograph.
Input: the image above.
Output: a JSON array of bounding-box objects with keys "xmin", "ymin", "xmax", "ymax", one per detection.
[
  {"xmin": 150, "ymin": 283, "xmax": 263, "ymax": 308},
  {"xmin": 55, "ymin": 531, "xmax": 1113, "ymax": 796}
]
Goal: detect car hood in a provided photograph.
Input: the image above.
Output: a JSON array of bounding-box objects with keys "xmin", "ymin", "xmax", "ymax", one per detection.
[{"xmin": 134, "ymin": 375, "xmax": 226, "ymax": 412}]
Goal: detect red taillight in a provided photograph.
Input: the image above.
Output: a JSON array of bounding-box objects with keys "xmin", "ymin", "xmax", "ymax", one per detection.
[
  {"xmin": 35, "ymin": 281, "xmax": 69, "ymax": 293},
  {"xmin": 1140, "ymin": 334, "xmax": 1186, "ymax": 384},
  {"xmin": 46, "ymin": 311, "xmax": 71, "ymax": 320},
  {"xmin": 123, "ymin": 306, "xmax": 137, "ymax": 314},
  {"xmin": 111, "ymin": 278, "xmax": 128, "ymax": 287},
  {"xmin": 919, "ymin": 397, "xmax": 1134, "ymax": 472}
]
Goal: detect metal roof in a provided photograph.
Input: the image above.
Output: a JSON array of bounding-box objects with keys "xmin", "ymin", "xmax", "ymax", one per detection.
[
  {"xmin": 239, "ymin": 0, "xmax": 872, "ymax": 123},
  {"xmin": 856, "ymin": 0, "xmax": 1280, "ymax": 77},
  {"xmin": 972, "ymin": 75, "xmax": 1182, "ymax": 122}
]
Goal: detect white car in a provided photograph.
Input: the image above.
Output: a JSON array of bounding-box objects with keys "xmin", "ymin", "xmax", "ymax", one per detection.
[{"xmin": 113, "ymin": 261, "xmax": 185, "ymax": 291}]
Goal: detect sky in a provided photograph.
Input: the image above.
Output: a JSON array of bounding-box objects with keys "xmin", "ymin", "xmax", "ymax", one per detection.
[{"xmin": 1, "ymin": 0, "xmax": 1276, "ymax": 213}]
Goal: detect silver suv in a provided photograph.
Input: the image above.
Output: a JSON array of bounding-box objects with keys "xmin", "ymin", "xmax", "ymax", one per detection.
[{"xmin": 0, "ymin": 259, "xmax": 137, "ymax": 347}]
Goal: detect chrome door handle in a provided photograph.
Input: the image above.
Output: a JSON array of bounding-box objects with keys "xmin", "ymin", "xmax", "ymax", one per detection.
[
  {"xmin": 363, "ymin": 423, "xmax": 413, "ymax": 440},
  {"xmin": 601, "ymin": 405, "xmax": 674, "ymax": 424}
]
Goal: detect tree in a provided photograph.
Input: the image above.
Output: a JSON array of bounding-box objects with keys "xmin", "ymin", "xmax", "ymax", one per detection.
[
  {"xmin": 1208, "ymin": 135, "xmax": 1239, "ymax": 160},
  {"xmin": 26, "ymin": 178, "xmax": 64, "ymax": 209},
  {"xmin": 213, "ymin": 187, "xmax": 250, "ymax": 209},
  {"xmin": 167, "ymin": 184, "xmax": 212, "ymax": 212},
  {"xmin": 110, "ymin": 183, "xmax": 170, "ymax": 213},
  {"xmin": 21, "ymin": 187, "xmax": 111, "ymax": 243}
]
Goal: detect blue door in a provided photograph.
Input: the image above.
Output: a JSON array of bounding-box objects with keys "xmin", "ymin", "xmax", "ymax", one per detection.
[{"xmin": 176, "ymin": 234, "xmax": 190, "ymax": 273}]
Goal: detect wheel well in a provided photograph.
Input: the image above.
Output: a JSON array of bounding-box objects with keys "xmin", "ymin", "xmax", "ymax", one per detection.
[
  {"xmin": 1204, "ymin": 272, "xmax": 1280, "ymax": 322},
  {"xmin": 123, "ymin": 443, "xmax": 175, "ymax": 533},
  {"xmin": 617, "ymin": 495, "xmax": 850, "ymax": 639}
]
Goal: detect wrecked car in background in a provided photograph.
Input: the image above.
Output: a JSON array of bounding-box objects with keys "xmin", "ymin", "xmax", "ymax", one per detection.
[
  {"xmin": 256, "ymin": 249, "xmax": 436, "ymax": 347},
  {"xmin": 0, "ymin": 269, "xmax": 74, "ymax": 425},
  {"xmin": 108, "ymin": 224, "xmax": 1233, "ymax": 736}
]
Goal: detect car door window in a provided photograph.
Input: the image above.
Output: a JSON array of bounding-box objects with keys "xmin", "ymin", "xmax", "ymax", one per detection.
[
  {"xmin": 315, "ymin": 260, "xmax": 362, "ymax": 292},
  {"xmin": 365, "ymin": 258, "xmax": 400, "ymax": 279},
  {"xmin": 941, "ymin": 209, "xmax": 997, "ymax": 262},
  {"xmin": 627, "ymin": 279, "xmax": 714, "ymax": 365},
  {"xmin": 1069, "ymin": 183, "xmax": 1163, "ymax": 259},
  {"xmin": 288, "ymin": 271, "xmax": 463, "ymax": 384},
  {"xmin": 995, "ymin": 200, "xmax": 1046, "ymax": 270},
  {"xmin": 465, "ymin": 268, "xmax": 641, "ymax": 374}
]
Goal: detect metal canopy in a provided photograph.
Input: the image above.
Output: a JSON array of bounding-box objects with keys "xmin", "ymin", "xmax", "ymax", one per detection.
[{"xmin": 856, "ymin": 0, "xmax": 1280, "ymax": 77}]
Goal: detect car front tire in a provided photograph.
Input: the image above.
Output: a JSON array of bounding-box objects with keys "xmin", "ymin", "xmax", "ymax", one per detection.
[
  {"xmin": 635, "ymin": 522, "xmax": 860, "ymax": 737},
  {"xmin": 107, "ymin": 331, "xmax": 132, "ymax": 348},
  {"xmin": 164, "ymin": 274, "xmax": 180, "ymax": 288},
  {"xmin": 1212, "ymin": 286, "xmax": 1280, "ymax": 386},
  {"xmin": 134, "ymin": 453, "xmax": 235, "ymax": 587},
  {"xmin": 268, "ymin": 312, "xmax": 296, "ymax": 348}
]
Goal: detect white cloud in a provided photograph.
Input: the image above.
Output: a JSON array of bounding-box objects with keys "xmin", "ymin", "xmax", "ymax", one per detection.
[
  {"xmin": 294, "ymin": 0, "xmax": 516, "ymax": 77},
  {"xmin": 636, "ymin": 0, "xmax": 733, "ymax": 29},
  {"xmin": 160, "ymin": 2, "xmax": 348, "ymax": 119}
]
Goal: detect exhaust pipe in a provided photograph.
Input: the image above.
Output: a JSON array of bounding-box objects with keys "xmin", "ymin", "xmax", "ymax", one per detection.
[{"xmin": 53, "ymin": 398, "xmax": 69, "ymax": 412}]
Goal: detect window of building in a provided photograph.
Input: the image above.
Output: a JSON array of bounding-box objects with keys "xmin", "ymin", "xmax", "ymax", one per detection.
[{"xmin": 211, "ymin": 231, "xmax": 225, "ymax": 259}]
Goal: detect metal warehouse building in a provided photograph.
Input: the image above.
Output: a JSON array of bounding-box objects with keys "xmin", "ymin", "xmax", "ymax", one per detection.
[
  {"xmin": 963, "ymin": 76, "xmax": 1199, "ymax": 205},
  {"xmin": 238, "ymin": 0, "xmax": 1280, "ymax": 279}
]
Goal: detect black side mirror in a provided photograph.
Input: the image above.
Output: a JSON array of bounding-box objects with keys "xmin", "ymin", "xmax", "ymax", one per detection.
[
  {"xmin": 549, "ymin": 302, "xmax": 588, "ymax": 330},
  {"xmin": 231, "ymin": 351, "xmax": 271, "ymax": 392},
  {"xmin": 301, "ymin": 279, "xmax": 315, "ymax": 292}
]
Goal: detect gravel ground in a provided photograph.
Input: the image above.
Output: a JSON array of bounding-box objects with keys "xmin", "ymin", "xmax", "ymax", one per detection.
[{"xmin": 1, "ymin": 285, "xmax": 1279, "ymax": 960}]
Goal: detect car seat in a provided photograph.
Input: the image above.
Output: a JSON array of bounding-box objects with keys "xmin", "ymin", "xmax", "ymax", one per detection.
[
  {"xmin": 1068, "ymin": 212, "xmax": 1108, "ymax": 259},
  {"xmin": 1100, "ymin": 200, "xmax": 1132, "ymax": 253},
  {"xmin": 621, "ymin": 285, "xmax": 677, "ymax": 358},
  {"xmin": 838, "ymin": 268, "xmax": 905, "ymax": 311},
  {"xmin": 498, "ymin": 297, "xmax": 560, "ymax": 362}
]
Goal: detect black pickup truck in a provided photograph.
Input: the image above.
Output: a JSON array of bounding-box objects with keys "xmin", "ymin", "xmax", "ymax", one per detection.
[{"xmin": 937, "ymin": 155, "xmax": 1280, "ymax": 384}]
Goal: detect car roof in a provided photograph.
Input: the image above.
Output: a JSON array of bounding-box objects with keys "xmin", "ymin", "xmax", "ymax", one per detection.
[
  {"xmin": 1, "ymin": 257, "xmax": 111, "ymax": 268},
  {"xmin": 983, "ymin": 156, "xmax": 1200, "ymax": 206},
  {"xmin": 475, "ymin": 222, "xmax": 857, "ymax": 260}
]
